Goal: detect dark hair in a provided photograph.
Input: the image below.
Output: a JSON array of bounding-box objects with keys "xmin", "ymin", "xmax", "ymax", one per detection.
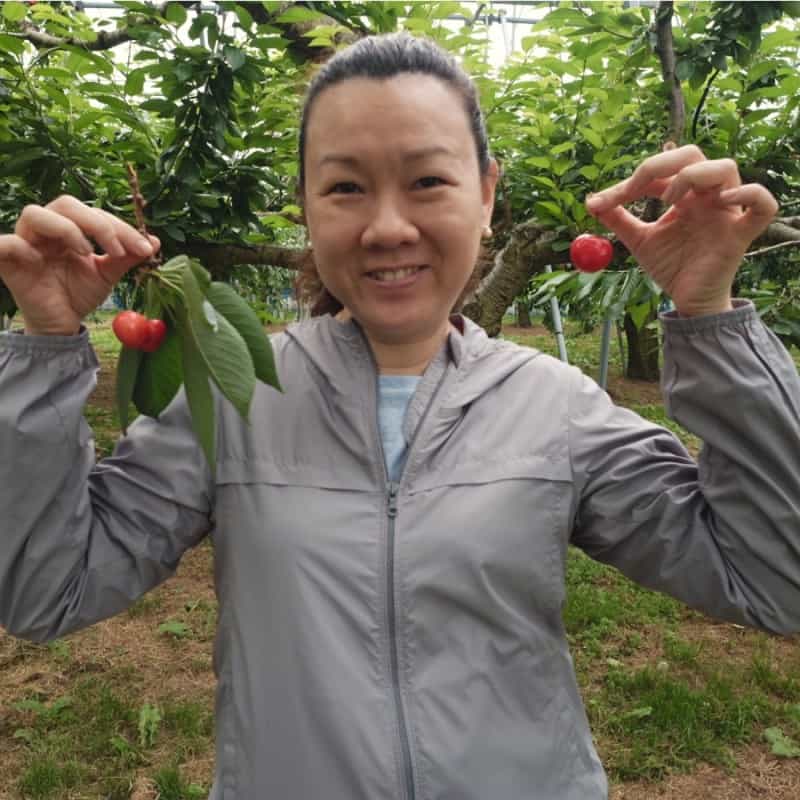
[{"xmin": 294, "ymin": 32, "xmax": 492, "ymax": 317}]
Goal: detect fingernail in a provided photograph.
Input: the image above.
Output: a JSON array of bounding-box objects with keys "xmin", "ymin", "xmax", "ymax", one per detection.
[
  {"xmin": 133, "ymin": 238, "xmax": 153, "ymax": 257},
  {"xmin": 586, "ymin": 193, "xmax": 604, "ymax": 210}
]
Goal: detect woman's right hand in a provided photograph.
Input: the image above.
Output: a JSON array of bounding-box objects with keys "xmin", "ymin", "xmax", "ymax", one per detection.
[{"xmin": 0, "ymin": 196, "xmax": 160, "ymax": 336}]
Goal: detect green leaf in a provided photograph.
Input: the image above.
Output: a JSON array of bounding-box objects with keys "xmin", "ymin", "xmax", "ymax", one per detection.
[
  {"xmin": 116, "ymin": 345, "xmax": 143, "ymax": 435},
  {"xmin": 132, "ymin": 327, "xmax": 183, "ymax": 418},
  {"xmin": 0, "ymin": 33, "xmax": 26, "ymax": 55},
  {"xmin": 550, "ymin": 141, "xmax": 574, "ymax": 156},
  {"xmin": 125, "ymin": 68, "xmax": 147, "ymax": 96},
  {"xmin": 0, "ymin": 147, "xmax": 49, "ymax": 178},
  {"xmin": 764, "ymin": 727, "xmax": 800, "ymax": 758},
  {"xmin": 158, "ymin": 620, "xmax": 190, "ymax": 638},
  {"xmin": 628, "ymin": 300, "xmax": 654, "ymax": 330},
  {"xmin": 276, "ymin": 6, "xmax": 323, "ymax": 23},
  {"xmin": 223, "ymin": 45, "xmax": 246, "ymax": 71},
  {"xmin": 164, "ymin": 1, "xmax": 187, "ymax": 26},
  {"xmin": 182, "ymin": 262, "xmax": 255, "ymax": 420},
  {"xmin": 579, "ymin": 127, "xmax": 604, "ymax": 150},
  {"xmin": 2, "ymin": 2, "xmax": 27, "ymax": 22},
  {"xmin": 186, "ymin": 258, "xmax": 211, "ymax": 292},
  {"xmin": 675, "ymin": 59, "xmax": 694, "ymax": 82},
  {"xmin": 206, "ymin": 282, "xmax": 282, "ymax": 390},
  {"xmin": 179, "ymin": 312, "xmax": 216, "ymax": 468},
  {"xmin": 535, "ymin": 200, "xmax": 566, "ymax": 222},
  {"xmin": 524, "ymin": 156, "xmax": 552, "ymax": 170}
]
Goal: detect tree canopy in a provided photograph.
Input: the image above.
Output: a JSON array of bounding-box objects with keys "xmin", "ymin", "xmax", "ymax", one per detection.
[{"xmin": 1, "ymin": 1, "xmax": 799, "ymax": 361}]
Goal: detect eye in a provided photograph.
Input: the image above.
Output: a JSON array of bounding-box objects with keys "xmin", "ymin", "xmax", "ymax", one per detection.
[
  {"xmin": 329, "ymin": 182, "xmax": 362, "ymax": 195},
  {"xmin": 414, "ymin": 176, "xmax": 446, "ymax": 189}
]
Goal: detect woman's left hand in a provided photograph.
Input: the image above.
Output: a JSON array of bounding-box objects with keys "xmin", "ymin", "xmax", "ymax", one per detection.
[{"xmin": 585, "ymin": 145, "xmax": 778, "ymax": 317}]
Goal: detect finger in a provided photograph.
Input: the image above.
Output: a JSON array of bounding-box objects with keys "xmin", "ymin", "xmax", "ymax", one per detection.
[
  {"xmin": 96, "ymin": 208, "xmax": 156, "ymax": 259},
  {"xmin": 0, "ymin": 234, "xmax": 44, "ymax": 277},
  {"xmin": 719, "ymin": 183, "xmax": 779, "ymax": 238},
  {"xmin": 588, "ymin": 178, "xmax": 670, "ymax": 212},
  {"xmin": 93, "ymin": 234, "xmax": 161, "ymax": 285},
  {"xmin": 592, "ymin": 205, "xmax": 648, "ymax": 253},
  {"xmin": 46, "ymin": 195, "xmax": 138, "ymax": 259},
  {"xmin": 15, "ymin": 205, "xmax": 95, "ymax": 256},
  {"xmin": 660, "ymin": 158, "xmax": 740, "ymax": 207},
  {"xmin": 587, "ymin": 145, "xmax": 707, "ymax": 213}
]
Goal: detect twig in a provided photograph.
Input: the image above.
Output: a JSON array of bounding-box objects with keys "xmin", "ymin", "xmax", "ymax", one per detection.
[
  {"xmin": 126, "ymin": 163, "xmax": 161, "ymax": 276},
  {"xmin": 691, "ymin": 67, "xmax": 720, "ymax": 142},
  {"xmin": 744, "ymin": 240, "xmax": 800, "ymax": 259}
]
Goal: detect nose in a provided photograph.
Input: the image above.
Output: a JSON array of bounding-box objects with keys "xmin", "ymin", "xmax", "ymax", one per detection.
[{"xmin": 360, "ymin": 193, "xmax": 420, "ymax": 250}]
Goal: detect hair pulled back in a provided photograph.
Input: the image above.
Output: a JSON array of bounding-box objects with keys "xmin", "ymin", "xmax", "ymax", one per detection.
[{"xmin": 294, "ymin": 32, "xmax": 492, "ymax": 317}]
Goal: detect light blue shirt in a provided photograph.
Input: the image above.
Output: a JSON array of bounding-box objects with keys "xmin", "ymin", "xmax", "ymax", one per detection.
[{"xmin": 378, "ymin": 375, "xmax": 421, "ymax": 482}]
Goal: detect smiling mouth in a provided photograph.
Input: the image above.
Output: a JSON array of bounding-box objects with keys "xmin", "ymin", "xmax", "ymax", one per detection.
[{"xmin": 367, "ymin": 266, "xmax": 427, "ymax": 282}]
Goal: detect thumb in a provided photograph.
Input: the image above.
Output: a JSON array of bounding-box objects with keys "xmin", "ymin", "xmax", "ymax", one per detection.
[{"xmin": 590, "ymin": 204, "xmax": 647, "ymax": 254}]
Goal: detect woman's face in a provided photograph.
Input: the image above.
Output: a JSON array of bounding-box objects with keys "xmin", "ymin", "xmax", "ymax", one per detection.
[{"xmin": 303, "ymin": 74, "xmax": 497, "ymax": 348}]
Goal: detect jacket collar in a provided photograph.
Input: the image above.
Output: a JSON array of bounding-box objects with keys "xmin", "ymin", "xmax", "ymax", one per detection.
[{"xmin": 284, "ymin": 314, "xmax": 540, "ymax": 409}]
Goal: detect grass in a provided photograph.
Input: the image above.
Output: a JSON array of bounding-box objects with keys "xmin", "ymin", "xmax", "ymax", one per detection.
[
  {"xmin": 1, "ymin": 313, "xmax": 799, "ymax": 797},
  {"xmin": 562, "ymin": 548, "xmax": 800, "ymax": 781}
]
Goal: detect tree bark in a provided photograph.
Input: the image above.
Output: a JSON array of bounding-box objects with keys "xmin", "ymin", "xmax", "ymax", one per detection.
[
  {"xmin": 624, "ymin": 312, "xmax": 660, "ymax": 381},
  {"xmin": 182, "ymin": 241, "xmax": 299, "ymax": 277},
  {"xmin": 620, "ymin": 0, "xmax": 684, "ymax": 382},
  {"xmin": 516, "ymin": 301, "xmax": 532, "ymax": 328},
  {"xmin": 461, "ymin": 220, "xmax": 568, "ymax": 337}
]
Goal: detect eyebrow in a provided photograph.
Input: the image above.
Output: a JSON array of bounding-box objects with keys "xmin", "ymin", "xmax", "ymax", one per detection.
[{"xmin": 318, "ymin": 145, "xmax": 456, "ymax": 168}]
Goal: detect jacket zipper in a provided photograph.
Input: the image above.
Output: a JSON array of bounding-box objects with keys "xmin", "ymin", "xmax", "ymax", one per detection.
[
  {"xmin": 386, "ymin": 480, "xmax": 415, "ymax": 800},
  {"xmin": 382, "ymin": 374, "xmax": 450, "ymax": 800},
  {"xmin": 363, "ymin": 325, "xmax": 451, "ymax": 800}
]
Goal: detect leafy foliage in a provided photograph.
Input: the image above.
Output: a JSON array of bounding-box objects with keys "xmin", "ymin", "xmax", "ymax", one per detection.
[{"xmin": 0, "ymin": 2, "xmax": 797, "ymax": 352}]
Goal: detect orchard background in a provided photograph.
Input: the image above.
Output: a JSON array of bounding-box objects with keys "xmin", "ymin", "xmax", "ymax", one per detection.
[{"xmin": 1, "ymin": 2, "xmax": 800, "ymax": 798}]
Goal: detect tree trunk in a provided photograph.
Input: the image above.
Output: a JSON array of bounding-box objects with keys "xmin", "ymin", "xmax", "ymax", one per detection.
[
  {"xmin": 516, "ymin": 301, "xmax": 532, "ymax": 328},
  {"xmin": 461, "ymin": 220, "xmax": 567, "ymax": 337},
  {"xmin": 624, "ymin": 310, "xmax": 660, "ymax": 381}
]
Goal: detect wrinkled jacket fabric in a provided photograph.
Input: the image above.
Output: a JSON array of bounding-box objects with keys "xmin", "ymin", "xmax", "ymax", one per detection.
[{"xmin": 1, "ymin": 302, "xmax": 800, "ymax": 799}]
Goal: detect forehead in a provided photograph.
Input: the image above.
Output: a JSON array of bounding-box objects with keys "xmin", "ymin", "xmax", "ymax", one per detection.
[{"xmin": 305, "ymin": 74, "xmax": 475, "ymax": 162}]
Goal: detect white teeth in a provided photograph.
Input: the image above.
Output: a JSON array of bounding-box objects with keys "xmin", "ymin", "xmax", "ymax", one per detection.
[{"xmin": 371, "ymin": 267, "xmax": 420, "ymax": 282}]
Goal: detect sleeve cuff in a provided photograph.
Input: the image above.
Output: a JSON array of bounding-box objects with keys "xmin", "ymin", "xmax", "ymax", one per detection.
[
  {"xmin": 660, "ymin": 299, "xmax": 755, "ymax": 335},
  {"xmin": 0, "ymin": 325, "xmax": 91, "ymax": 352}
]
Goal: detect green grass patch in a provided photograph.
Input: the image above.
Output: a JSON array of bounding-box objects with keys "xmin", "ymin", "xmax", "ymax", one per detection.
[
  {"xmin": 594, "ymin": 665, "xmax": 770, "ymax": 780},
  {"xmin": 153, "ymin": 763, "xmax": 207, "ymax": 799},
  {"xmin": 503, "ymin": 319, "xmax": 626, "ymax": 380},
  {"xmin": 564, "ymin": 549, "xmax": 681, "ymax": 665},
  {"xmin": 9, "ymin": 675, "xmax": 209, "ymax": 798}
]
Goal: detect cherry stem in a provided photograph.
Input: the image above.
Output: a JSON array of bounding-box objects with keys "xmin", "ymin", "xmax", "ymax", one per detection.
[{"xmin": 126, "ymin": 162, "xmax": 162, "ymax": 285}]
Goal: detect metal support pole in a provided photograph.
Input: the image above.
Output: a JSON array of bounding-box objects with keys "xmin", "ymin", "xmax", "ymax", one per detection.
[
  {"xmin": 544, "ymin": 265, "xmax": 568, "ymax": 364},
  {"xmin": 598, "ymin": 317, "xmax": 613, "ymax": 389}
]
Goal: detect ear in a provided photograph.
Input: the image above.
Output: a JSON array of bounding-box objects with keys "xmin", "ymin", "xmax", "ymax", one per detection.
[{"xmin": 481, "ymin": 158, "xmax": 500, "ymax": 228}]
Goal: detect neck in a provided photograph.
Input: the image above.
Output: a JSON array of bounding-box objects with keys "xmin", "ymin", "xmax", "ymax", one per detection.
[{"xmin": 369, "ymin": 321, "xmax": 454, "ymax": 376}]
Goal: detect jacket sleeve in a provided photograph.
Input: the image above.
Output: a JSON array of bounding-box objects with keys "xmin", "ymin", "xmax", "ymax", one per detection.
[
  {"xmin": 569, "ymin": 300, "xmax": 800, "ymax": 635},
  {"xmin": 0, "ymin": 328, "xmax": 214, "ymax": 643}
]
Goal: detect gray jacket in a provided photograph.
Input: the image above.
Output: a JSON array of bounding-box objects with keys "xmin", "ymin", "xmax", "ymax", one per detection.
[{"xmin": 1, "ymin": 301, "xmax": 799, "ymax": 799}]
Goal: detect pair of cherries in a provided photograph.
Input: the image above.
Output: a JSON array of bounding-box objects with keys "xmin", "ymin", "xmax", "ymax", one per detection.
[{"xmin": 112, "ymin": 310, "xmax": 167, "ymax": 352}]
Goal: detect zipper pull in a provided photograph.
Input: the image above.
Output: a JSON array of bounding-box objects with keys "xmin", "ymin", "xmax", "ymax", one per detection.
[{"xmin": 387, "ymin": 482, "xmax": 399, "ymax": 519}]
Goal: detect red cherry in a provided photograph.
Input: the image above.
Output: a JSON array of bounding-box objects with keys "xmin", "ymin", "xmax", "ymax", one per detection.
[
  {"xmin": 112, "ymin": 311, "xmax": 149, "ymax": 350},
  {"xmin": 570, "ymin": 234, "xmax": 613, "ymax": 272},
  {"xmin": 140, "ymin": 318, "xmax": 167, "ymax": 352}
]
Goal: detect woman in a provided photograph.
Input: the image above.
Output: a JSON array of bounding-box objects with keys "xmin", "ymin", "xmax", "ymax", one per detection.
[{"xmin": 1, "ymin": 33, "xmax": 798, "ymax": 800}]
